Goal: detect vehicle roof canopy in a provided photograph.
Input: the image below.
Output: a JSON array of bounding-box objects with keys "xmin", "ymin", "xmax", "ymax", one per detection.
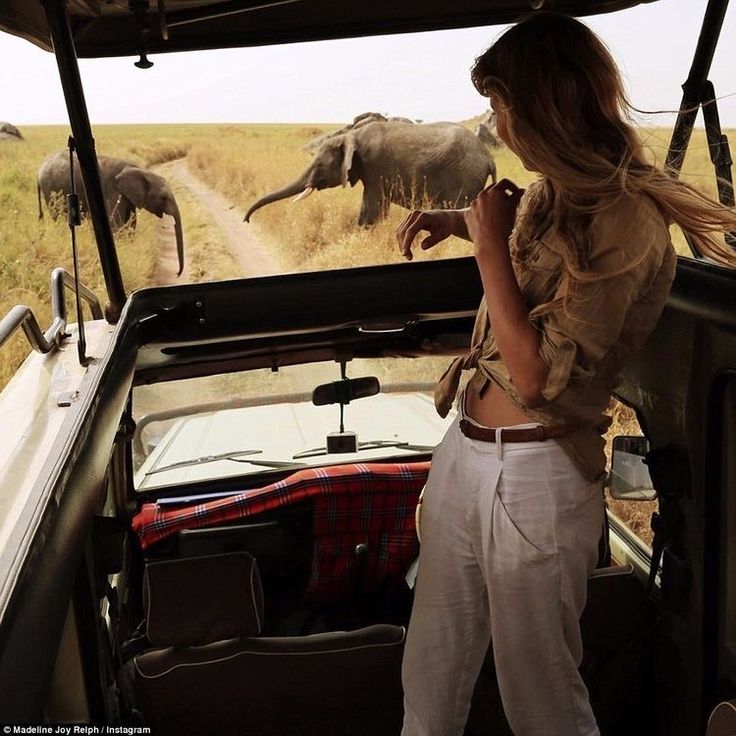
[{"xmin": 1, "ymin": 0, "xmax": 659, "ymax": 58}]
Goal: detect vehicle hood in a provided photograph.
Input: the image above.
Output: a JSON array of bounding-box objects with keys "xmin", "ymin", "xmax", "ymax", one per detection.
[{"xmin": 135, "ymin": 391, "xmax": 455, "ymax": 490}]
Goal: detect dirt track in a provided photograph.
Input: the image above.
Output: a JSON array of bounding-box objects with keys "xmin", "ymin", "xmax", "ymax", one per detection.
[
  {"xmin": 152, "ymin": 158, "xmax": 282, "ymax": 283},
  {"xmin": 134, "ymin": 157, "xmax": 287, "ymax": 425}
]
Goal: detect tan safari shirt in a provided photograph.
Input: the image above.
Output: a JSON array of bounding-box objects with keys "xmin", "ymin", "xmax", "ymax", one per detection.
[{"xmin": 435, "ymin": 182, "xmax": 677, "ymax": 482}]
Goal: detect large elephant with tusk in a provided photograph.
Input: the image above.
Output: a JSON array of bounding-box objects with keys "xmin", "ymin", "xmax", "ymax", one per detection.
[
  {"xmin": 37, "ymin": 151, "xmax": 185, "ymax": 276},
  {"xmin": 244, "ymin": 121, "xmax": 497, "ymax": 227}
]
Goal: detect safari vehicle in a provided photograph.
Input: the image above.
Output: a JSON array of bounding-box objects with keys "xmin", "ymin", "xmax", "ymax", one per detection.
[{"xmin": 0, "ymin": 0, "xmax": 735, "ymax": 734}]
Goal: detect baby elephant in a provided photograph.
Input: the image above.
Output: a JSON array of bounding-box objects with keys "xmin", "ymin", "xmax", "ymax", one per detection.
[{"xmin": 37, "ymin": 151, "xmax": 184, "ymax": 276}]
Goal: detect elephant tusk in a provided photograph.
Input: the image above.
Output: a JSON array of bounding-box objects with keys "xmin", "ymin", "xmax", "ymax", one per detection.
[{"xmin": 292, "ymin": 187, "xmax": 315, "ymax": 202}]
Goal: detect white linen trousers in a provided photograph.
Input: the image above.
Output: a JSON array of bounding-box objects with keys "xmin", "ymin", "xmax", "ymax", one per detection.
[{"xmin": 401, "ymin": 408, "xmax": 604, "ymax": 736}]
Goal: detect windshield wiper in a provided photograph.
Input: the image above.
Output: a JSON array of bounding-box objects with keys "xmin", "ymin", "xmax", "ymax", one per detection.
[
  {"xmin": 145, "ymin": 449, "xmax": 263, "ymax": 476},
  {"xmin": 293, "ymin": 439, "xmax": 436, "ymax": 460},
  {"xmin": 227, "ymin": 458, "xmax": 309, "ymax": 469}
]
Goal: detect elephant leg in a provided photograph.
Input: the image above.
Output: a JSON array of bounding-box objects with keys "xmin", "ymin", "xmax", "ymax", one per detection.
[
  {"xmin": 111, "ymin": 196, "xmax": 136, "ymax": 230},
  {"xmin": 357, "ymin": 187, "xmax": 386, "ymax": 227}
]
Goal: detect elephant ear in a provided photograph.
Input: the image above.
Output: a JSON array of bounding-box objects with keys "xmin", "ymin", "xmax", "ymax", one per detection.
[
  {"xmin": 341, "ymin": 135, "xmax": 359, "ymax": 187},
  {"xmin": 114, "ymin": 166, "xmax": 150, "ymax": 209}
]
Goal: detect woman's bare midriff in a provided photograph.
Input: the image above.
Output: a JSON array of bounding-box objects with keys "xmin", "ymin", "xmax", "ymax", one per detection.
[{"xmin": 464, "ymin": 380, "xmax": 535, "ymax": 428}]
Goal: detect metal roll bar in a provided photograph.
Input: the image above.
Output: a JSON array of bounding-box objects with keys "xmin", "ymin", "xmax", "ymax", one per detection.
[
  {"xmin": 665, "ymin": 0, "xmax": 730, "ymax": 175},
  {"xmin": 0, "ymin": 268, "xmax": 102, "ymax": 355}
]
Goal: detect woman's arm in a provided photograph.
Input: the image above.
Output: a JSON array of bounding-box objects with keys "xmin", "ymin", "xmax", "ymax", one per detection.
[
  {"xmin": 395, "ymin": 183, "xmax": 549, "ymax": 408},
  {"xmin": 396, "ymin": 208, "xmax": 470, "ymax": 260},
  {"xmin": 464, "ymin": 181, "xmax": 550, "ymax": 408}
]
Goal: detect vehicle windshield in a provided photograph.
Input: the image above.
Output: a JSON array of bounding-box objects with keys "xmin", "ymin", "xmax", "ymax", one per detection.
[
  {"xmin": 132, "ymin": 357, "xmax": 456, "ymax": 491},
  {"xmin": 0, "ymin": 2, "xmax": 734, "ymax": 392}
]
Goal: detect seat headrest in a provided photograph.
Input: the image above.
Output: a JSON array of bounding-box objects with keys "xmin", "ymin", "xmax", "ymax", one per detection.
[{"xmin": 143, "ymin": 552, "xmax": 264, "ymax": 648}]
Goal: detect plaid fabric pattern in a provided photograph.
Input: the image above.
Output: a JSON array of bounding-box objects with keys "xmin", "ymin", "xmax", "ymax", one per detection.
[{"xmin": 132, "ymin": 462, "xmax": 429, "ymax": 601}]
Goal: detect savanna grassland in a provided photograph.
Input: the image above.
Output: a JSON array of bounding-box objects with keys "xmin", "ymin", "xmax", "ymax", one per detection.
[{"xmin": 0, "ymin": 124, "xmax": 203, "ymax": 388}]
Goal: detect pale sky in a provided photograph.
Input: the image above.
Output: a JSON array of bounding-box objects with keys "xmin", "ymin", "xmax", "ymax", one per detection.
[{"xmin": 0, "ymin": 0, "xmax": 734, "ymax": 128}]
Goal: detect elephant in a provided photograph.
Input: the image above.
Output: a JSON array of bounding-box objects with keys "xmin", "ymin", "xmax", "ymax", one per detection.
[
  {"xmin": 0, "ymin": 122, "xmax": 23, "ymax": 140},
  {"xmin": 474, "ymin": 110, "xmax": 500, "ymax": 148},
  {"xmin": 246, "ymin": 120, "xmax": 497, "ymax": 227},
  {"xmin": 301, "ymin": 112, "xmax": 415, "ymax": 153},
  {"xmin": 37, "ymin": 151, "xmax": 184, "ymax": 276}
]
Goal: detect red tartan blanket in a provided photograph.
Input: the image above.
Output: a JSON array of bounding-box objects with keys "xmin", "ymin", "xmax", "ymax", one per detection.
[{"xmin": 132, "ymin": 462, "xmax": 430, "ymax": 601}]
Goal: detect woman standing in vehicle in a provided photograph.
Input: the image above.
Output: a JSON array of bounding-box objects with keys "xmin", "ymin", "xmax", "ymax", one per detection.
[{"xmin": 397, "ymin": 12, "xmax": 736, "ymax": 736}]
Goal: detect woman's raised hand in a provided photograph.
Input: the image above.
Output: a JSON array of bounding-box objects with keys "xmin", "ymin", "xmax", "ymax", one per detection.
[
  {"xmin": 464, "ymin": 179, "xmax": 525, "ymax": 254},
  {"xmin": 396, "ymin": 209, "xmax": 469, "ymax": 261}
]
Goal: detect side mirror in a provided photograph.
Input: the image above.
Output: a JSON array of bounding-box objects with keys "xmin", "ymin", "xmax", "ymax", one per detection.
[
  {"xmin": 608, "ymin": 435, "xmax": 656, "ymax": 501},
  {"xmin": 312, "ymin": 376, "xmax": 380, "ymax": 406}
]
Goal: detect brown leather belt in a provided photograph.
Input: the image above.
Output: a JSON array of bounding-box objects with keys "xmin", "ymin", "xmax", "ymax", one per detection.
[{"xmin": 459, "ymin": 419, "xmax": 574, "ymax": 443}]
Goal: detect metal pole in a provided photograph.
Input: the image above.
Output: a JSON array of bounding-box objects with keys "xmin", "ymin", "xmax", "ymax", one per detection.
[
  {"xmin": 665, "ymin": 0, "xmax": 730, "ymax": 174},
  {"xmin": 42, "ymin": 0, "xmax": 127, "ymax": 323}
]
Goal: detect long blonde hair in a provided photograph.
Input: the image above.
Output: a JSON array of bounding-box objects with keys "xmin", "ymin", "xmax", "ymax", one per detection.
[{"xmin": 471, "ymin": 12, "xmax": 736, "ymax": 270}]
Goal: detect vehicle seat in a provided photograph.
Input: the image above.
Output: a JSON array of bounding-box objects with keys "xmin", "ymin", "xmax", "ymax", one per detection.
[
  {"xmin": 131, "ymin": 462, "xmax": 430, "ymax": 603},
  {"xmin": 132, "ymin": 552, "xmax": 406, "ymax": 736}
]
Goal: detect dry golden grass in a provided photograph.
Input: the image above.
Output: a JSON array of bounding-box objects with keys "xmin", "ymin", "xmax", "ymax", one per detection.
[
  {"xmin": 187, "ymin": 122, "xmax": 538, "ymax": 271},
  {"xmin": 0, "ymin": 123, "xmax": 732, "ymax": 415},
  {"xmin": 188, "ymin": 123, "xmax": 732, "ymax": 269},
  {"xmin": 0, "ymin": 124, "xmax": 217, "ymax": 388}
]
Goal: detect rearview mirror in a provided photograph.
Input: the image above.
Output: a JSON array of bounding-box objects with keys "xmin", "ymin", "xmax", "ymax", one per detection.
[
  {"xmin": 608, "ymin": 435, "xmax": 656, "ymax": 501},
  {"xmin": 312, "ymin": 376, "xmax": 380, "ymax": 406}
]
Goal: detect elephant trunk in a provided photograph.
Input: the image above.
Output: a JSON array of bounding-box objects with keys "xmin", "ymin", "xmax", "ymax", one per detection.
[
  {"xmin": 171, "ymin": 202, "xmax": 185, "ymax": 276},
  {"xmin": 244, "ymin": 173, "xmax": 311, "ymax": 222}
]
